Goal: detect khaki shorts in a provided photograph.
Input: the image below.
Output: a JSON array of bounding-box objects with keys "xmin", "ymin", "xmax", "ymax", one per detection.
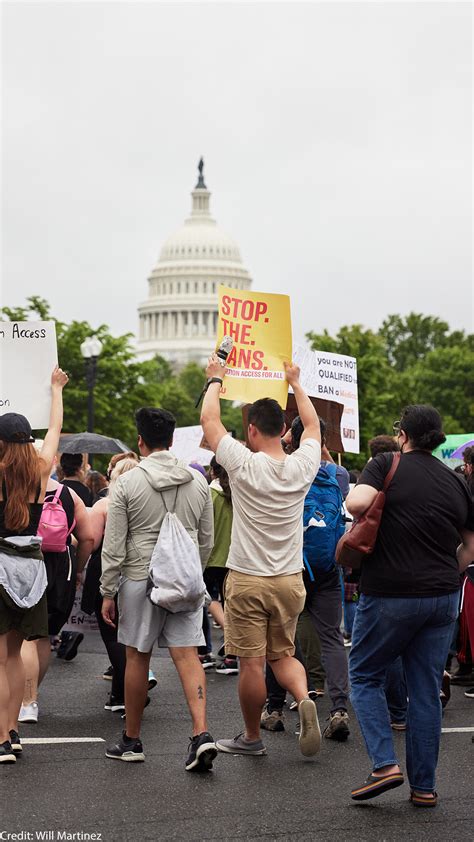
[{"xmin": 224, "ymin": 570, "xmax": 306, "ymax": 660}]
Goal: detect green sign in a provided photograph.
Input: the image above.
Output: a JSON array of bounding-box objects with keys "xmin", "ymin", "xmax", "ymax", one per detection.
[{"xmin": 432, "ymin": 434, "xmax": 474, "ymax": 465}]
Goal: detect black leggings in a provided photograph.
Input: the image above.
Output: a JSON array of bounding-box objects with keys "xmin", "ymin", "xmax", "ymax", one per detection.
[{"xmin": 94, "ymin": 592, "xmax": 126, "ymax": 700}]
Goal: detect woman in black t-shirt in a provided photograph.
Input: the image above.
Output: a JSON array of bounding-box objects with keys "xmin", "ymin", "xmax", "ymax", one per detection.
[{"xmin": 346, "ymin": 405, "xmax": 474, "ymax": 807}]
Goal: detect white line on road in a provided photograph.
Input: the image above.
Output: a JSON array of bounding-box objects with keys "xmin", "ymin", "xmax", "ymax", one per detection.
[
  {"xmin": 442, "ymin": 727, "xmax": 474, "ymax": 733},
  {"xmin": 20, "ymin": 737, "xmax": 105, "ymax": 744}
]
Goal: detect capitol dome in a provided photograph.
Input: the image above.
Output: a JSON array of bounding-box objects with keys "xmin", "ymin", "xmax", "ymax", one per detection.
[{"xmin": 137, "ymin": 161, "xmax": 252, "ymax": 366}]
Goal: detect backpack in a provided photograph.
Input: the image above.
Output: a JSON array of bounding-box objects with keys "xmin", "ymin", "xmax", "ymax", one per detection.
[
  {"xmin": 303, "ymin": 463, "xmax": 346, "ymax": 580},
  {"xmin": 37, "ymin": 485, "xmax": 76, "ymax": 553},
  {"xmin": 147, "ymin": 488, "xmax": 206, "ymax": 613}
]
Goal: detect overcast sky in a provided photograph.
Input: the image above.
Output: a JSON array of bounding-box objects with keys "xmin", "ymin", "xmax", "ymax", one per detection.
[{"xmin": 2, "ymin": 1, "xmax": 472, "ymax": 347}]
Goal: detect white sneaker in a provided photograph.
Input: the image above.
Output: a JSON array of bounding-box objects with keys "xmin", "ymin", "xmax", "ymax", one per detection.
[{"xmin": 18, "ymin": 701, "xmax": 39, "ymax": 723}]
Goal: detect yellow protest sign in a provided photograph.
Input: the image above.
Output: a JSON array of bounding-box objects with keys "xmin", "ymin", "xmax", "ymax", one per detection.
[{"xmin": 216, "ymin": 285, "xmax": 292, "ymax": 408}]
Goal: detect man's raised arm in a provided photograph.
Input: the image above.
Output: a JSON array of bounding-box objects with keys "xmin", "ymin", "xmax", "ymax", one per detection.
[
  {"xmin": 200, "ymin": 353, "xmax": 228, "ymax": 453},
  {"xmin": 284, "ymin": 362, "xmax": 321, "ymax": 444}
]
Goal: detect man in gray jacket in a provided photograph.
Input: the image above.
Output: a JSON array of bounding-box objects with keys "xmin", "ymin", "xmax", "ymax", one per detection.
[{"xmin": 101, "ymin": 407, "xmax": 216, "ymax": 771}]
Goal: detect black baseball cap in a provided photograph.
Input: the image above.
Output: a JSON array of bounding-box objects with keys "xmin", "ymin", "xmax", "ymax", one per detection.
[{"xmin": 0, "ymin": 413, "xmax": 35, "ymax": 444}]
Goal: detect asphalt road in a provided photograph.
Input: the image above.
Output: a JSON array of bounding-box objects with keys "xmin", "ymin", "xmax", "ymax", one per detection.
[{"xmin": 1, "ymin": 633, "xmax": 473, "ymax": 841}]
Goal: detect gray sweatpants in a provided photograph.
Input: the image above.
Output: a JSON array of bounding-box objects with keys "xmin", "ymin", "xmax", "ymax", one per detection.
[{"xmin": 304, "ymin": 569, "xmax": 349, "ymax": 712}]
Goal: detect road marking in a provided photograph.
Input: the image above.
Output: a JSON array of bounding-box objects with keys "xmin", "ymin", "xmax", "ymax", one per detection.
[
  {"xmin": 20, "ymin": 737, "xmax": 105, "ymax": 744},
  {"xmin": 442, "ymin": 727, "xmax": 474, "ymax": 733}
]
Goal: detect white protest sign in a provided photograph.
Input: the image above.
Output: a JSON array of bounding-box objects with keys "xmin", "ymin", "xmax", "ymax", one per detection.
[
  {"xmin": 292, "ymin": 344, "xmax": 360, "ymax": 453},
  {"xmin": 171, "ymin": 425, "xmax": 212, "ymax": 467},
  {"xmin": 0, "ymin": 321, "xmax": 58, "ymax": 428}
]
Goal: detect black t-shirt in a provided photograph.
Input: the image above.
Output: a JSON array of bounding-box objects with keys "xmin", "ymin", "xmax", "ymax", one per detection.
[
  {"xmin": 358, "ymin": 451, "xmax": 474, "ymax": 597},
  {"xmin": 62, "ymin": 478, "xmax": 93, "ymax": 507}
]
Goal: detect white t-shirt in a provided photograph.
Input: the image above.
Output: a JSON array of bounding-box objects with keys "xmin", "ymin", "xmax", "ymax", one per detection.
[{"xmin": 216, "ymin": 435, "xmax": 321, "ymax": 577}]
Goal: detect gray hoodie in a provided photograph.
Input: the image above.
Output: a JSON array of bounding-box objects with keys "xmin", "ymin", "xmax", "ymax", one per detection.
[{"xmin": 100, "ymin": 451, "xmax": 214, "ymax": 598}]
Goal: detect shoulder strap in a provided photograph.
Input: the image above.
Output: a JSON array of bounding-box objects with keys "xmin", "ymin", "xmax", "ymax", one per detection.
[
  {"xmin": 159, "ymin": 486, "xmax": 180, "ymax": 514},
  {"xmin": 382, "ymin": 452, "xmax": 401, "ymax": 492},
  {"xmin": 34, "ymin": 480, "xmax": 42, "ymax": 503}
]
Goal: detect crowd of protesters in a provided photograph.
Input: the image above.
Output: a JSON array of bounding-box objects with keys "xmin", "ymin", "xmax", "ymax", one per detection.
[{"xmin": 0, "ymin": 360, "xmax": 473, "ymax": 808}]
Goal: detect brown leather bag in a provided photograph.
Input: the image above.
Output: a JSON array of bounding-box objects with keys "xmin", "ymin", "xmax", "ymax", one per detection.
[{"xmin": 336, "ymin": 452, "xmax": 401, "ymax": 570}]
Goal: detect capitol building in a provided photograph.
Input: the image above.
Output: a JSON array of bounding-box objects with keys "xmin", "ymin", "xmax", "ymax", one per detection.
[{"xmin": 137, "ymin": 161, "xmax": 252, "ymax": 366}]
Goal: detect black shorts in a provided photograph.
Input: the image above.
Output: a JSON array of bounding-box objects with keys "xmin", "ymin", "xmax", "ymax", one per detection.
[{"xmin": 203, "ymin": 568, "xmax": 228, "ymax": 604}]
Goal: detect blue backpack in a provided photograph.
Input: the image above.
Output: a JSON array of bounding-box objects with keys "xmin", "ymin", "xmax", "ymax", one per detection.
[{"xmin": 303, "ymin": 463, "xmax": 346, "ymax": 581}]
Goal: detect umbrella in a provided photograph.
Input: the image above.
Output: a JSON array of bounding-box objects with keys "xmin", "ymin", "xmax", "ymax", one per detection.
[
  {"xmin": 450, "ymin": 439, "xmax": 474, "ymax": 459},
  {"xmin": 58, "ymin": 432, "xmax": 130, "ymax": 455}
]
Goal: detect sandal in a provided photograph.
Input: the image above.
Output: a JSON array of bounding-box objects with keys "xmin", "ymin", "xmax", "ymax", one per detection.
[
  {"xmin": 351, "ymin": 771, "xmax": 404, "ymax": 801},
  {"xmin": 410, "ymin": 791, "xmax": 438, "ymax": 808}
]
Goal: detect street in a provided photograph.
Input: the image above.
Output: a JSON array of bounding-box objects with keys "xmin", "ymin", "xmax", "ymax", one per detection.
[{"xmin": 1, "ymin": 634, "xmax": 473, "ymax": 842}]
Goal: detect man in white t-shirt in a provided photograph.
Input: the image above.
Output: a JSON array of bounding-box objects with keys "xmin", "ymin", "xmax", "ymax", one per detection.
[{"xmin": 200, "ymin": 357, "xmax": 322, "ymax": 758}]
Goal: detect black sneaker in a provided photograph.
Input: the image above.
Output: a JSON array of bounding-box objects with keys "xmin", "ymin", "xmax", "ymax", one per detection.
[
  {"xmin": 0, "ymin": 741, "xmax": 16, "ymax": 763},
  {"xmin": 215, "ymin": 658, "xmax": 239, "ymax": 675},
  {"xmin": 63, "ymin": 631, "xmax": 84, "ymax": 661},
  {"xmin": 185, "ymin": 732, "xmax": 217, "ymax": 772},
  {"xmin": 9, "ymin": 730, "xmax": 22, "ymax": 756},
  {"xmin": 104, "ymin": 694, "xmax": 125, "ymax": 712},
  {"xmin": 105, "ymin": 732, "xmax": 145, "ymax": 762},
  {"xmin": 199, "ymin": 654, "xmax": 215, "ymax": 670},
  {"xmin": 102, "ymin": 665, "xmax": 114, "ymax": 681},
  {"xmin": 464, "ymin": 687, "xmax": 474, "ymax": 698}
]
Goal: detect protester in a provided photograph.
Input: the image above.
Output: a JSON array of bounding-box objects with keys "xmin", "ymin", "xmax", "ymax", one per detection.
[
  {"xmin": 200, "ymin": 357, "xmax": 322, "ymax": 758},
  {"xmin": 85, "ymin": 453, "xmax": 156, "ymax": 713},
  {"xmin": 0, "ymin": 367, "xmax": 68, "ymax": 763},
  {"xmin": 100, "ymin": 407, "xmax": 216, "ymax": 770},
  {"xmin": 368, "ymin": 435, "xmax": 399, "ymax": 459},
  {"xmin": 347, "ymin": 405, "xmax": 474, "ymax": 805},
  {"xmin": 261, "ymin": 416, "xmax": 351, "ymax": 741},
  {"xmin": 204, "ymin": 456, "xmax": 238, "ymax": 676},
  {"xmin": 59, "ymin": 453, "xmax": 93, "ymax": 507},
  {"xmin": 19, "ymin": 476, "xmax": 93, "ymax": 723},
  {"xmin": 85, "ymin": 471, "xmax": 108, "ymax": 505}
]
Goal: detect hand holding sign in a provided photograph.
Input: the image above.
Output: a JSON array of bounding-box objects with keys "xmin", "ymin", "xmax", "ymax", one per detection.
[{"xmin": 51, "ymin": 366, "xmax": 69, "ymax": 390}]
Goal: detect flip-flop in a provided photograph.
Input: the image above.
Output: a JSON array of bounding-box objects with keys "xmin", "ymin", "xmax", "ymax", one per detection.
[
  {"xmin": 351, "ymin": 772, "xmax": 404, "ymax": 801},
  {"xmin": 410, "ymin": 791, "xmax": 438, "ymax": 808}
]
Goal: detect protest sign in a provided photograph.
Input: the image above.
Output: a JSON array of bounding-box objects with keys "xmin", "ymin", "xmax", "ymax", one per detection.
[
  {"xmin": 0, "ymin": 321, "xmax": 58, "ymax": 428},
  {"xmin": 63, "ymin": 582, "xmax": 99, "ymax": 634},
  {"xmin": 291, "ymin": 344, "xmax": 359, "ymax": 453},
  {"xmin": 216, "ymin": 285, "xmax": 292, "ymax": 408},
  {"xmin": 433, "ymin": 434, "xmax": 474, "ymax": 466},
  {"xmin": 171, "ymin": 425, "xmax": 213, "ymax": 466}
]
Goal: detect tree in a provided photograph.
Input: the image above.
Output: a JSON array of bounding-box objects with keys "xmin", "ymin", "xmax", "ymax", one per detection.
[{"xmin": 379, "ymin": 313, "xmax": 469, "ymax": 372}]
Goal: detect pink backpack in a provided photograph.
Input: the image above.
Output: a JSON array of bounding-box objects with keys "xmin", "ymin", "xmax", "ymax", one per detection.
[{"xmin": 37, "ymin": 485, "xmax": 76, "ymax": 553}]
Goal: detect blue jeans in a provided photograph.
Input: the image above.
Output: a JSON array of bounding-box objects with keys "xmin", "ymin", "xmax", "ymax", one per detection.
[
  {"xmin": 349, "ymin": 591, "xmax": 459, "ymax": 792},
  {"xmin": 344, "ymin": 600, "xmax": 358, "ymax": 636},
  {"xmin": 385, "ymin": 656, "xmax": 407, "ymax": 724}
]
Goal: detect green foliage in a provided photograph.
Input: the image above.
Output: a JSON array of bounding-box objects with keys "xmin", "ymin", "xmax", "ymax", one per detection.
[{"xmin": 307, "ymin": 314, "xmax": 473, "ymax": 468}]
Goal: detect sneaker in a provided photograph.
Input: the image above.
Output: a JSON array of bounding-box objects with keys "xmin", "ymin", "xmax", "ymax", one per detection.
[
  {"xmin": 464, "ymin": 687, "xmax": 474, "ymax": 698},
  {"xmin": 148, "ymin": 669, "xmax": 158, "ymax": 690},
  {"xmin": 18, "ymin": 701, "xmax": 39, "ymax": 724},
  {"xmin": 298, "ymin": 698, "xmax": 321, "ymax": 757},
  {"xmin": 199, "ymin": 654, "xmax": 215, "ymax": 670},
  {"xmin": 9, "ymin": 730, "xmax": 22, "ymax": 756},
  {"xmin": 104, "ymin": 694, "xmax": 125, "ymax": 712},
  {"xmin": 185, "ymin": 731, "xmax": 218, "ymax": 772},
  {"xmin": 216, "ymin": 733, "xmax": 266, "ymax": 756},
  {"xmin": 260, "ymin": 707, "xmax": 285, "ymax": 732},
  {"xmin": 450, "ymin": 667, "xmax": 474, "ymax": 686},
  {"xmin": 391, "ymin": 722, "xmax": 407, "ymax": 731},
  {"xmin": 105, "ymin": 732, "xmax": 145, "ymax": 762},
  {"xmin": 344, "ymin": 638, "xmax": 352, "ymax": 648},
  {"xmin": 0, "ymin": 741, "xmax": 16, "ymax": 763},
  {"xmin": 309, "ymin": 689, "xmax": 325, "ymax": 700},
  {"xmin": 215, "ymin": 658, "xmax": 239, "ymax": 675},
  {"xmin": 57, "ymin": 631, "xmax": 84, "ymax": 661},
  {"xmin": 323, "ymin": 710, "xmax": 350, "ymax": 741},
  {"xmin": 102, "ymin": 665, "xmax": 114, "ymax": 681},
  {"xmin": 289, "ymin": 699, "xmax": 298, "ymax": 711},
  {"xmin": 440, "ymin": 671, "xmax": 451, "ymax": 709}
]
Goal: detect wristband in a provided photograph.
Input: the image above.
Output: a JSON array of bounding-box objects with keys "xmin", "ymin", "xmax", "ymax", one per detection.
[{"xmin": 207, "ymin": 377, "xmax": 223, "ymax": 387}]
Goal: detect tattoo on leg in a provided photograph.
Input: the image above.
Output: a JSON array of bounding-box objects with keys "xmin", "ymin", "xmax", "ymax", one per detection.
[{"xmin": 198, "ymin": 685, "xmax": 204, "ymax": 700}]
